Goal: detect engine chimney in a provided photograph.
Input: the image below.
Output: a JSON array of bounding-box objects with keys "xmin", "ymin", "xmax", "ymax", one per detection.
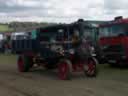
[{"xmin": 114, "ymin": 16, "xmax": 123, "ymax": 21}]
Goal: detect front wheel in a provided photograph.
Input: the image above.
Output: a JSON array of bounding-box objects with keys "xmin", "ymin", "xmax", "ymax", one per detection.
[
  {"xmin": 58, "ymin": 59, "xmax": 72, "ymax": 80},
  {"xmin": 84, "ymin": 58, "xmax": 98, "ymax": 77}
]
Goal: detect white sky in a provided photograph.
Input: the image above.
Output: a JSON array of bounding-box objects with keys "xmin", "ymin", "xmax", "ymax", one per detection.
[{"xmin": 0, "ymin": 0, "xmax": 128, "ymax": 23}]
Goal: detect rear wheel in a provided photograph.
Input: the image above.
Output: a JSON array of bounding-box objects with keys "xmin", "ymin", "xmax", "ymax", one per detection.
[
  {"xmin": 17, "ymin": 55, "xmax": 33, "ymax": 72},
  {"xmin": 84, "ymin": 58, "xmax": 97, "ymax": 77},
  {"xmin": 58, "ymin": 59, "xmax": 72, "ymax": 80}
]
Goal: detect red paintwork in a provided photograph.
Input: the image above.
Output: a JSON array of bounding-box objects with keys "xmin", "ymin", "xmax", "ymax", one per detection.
[
  {"xmin": 99, "ymin": 36, "xmax": 125, "ymax": 46},
  {"xmin": 72, "ymin": 64, "xmax": 77, "ymax": 71},
  {"xmin": 99, "ymin": 35, "xmax": 128, "ymax": 48},
  {"xmin": 99, "ymin": 32, "xmax": 128, "ymax": 65},
  {"xmin": 86, "ymin": 60, "xmax": 96, "ymax": 75},
  {"xmin": 58, "ymin": 60, "xmax": 90, "ymax": 80},
  {"xmin": 70, "ymin": 54, "xmax": 74, "ymax": 61},
  {"xmin": 72, "ymin": 62, "xmax": 84, "ymax": 72},
  {"xmin": 122, "ymin": 37, "xmax": 128, "ymax": 64},
  {"xmin": 99, "ymin": 17, "xmax": 128, "ymax": 47},
  {"xmin": 99, "ymin": 18, "xmax": 128, "ymax": 65},
  {"xmin": 58, "ymin": 62, "xmax": 69, "ymax": 80},
  {"xmin": 22, "ymin": 51, "xmax": 35, "ymax": 57},
  {"xmin": 17, "ymin": 56, "xmax": 24, "ymax": 72}
]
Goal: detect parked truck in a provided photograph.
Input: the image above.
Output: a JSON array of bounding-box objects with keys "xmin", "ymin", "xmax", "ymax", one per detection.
[{"xmin": 99, "ymin": 16, "xmax": 128, "ymax": 66}]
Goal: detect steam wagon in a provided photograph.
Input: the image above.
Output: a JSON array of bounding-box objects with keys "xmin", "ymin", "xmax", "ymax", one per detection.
[{"xmin": 12, "ymin": 20, "xmax": 98, "ymax": 80}]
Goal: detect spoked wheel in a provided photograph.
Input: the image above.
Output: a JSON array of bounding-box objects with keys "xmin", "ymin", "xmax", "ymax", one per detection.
[
  {"xmin": 84, "ymin": 58, "xmax": 97, "ymax": 77},
  {"xmin": 18, "ymin": 55, "xmax": 25, "ymax": 72},
  {"xmin": 58, "ymin": 59, "xmax": 72, "ymax": 80},
  {"xmin": 17, "ymin": 55, "xmax": 33, "ymax": 72}
]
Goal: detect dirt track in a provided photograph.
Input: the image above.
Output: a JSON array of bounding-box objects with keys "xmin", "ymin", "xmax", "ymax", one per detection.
[{"xmin": 0, "ymin": 55, "xmax": 128, "ymax": 96}]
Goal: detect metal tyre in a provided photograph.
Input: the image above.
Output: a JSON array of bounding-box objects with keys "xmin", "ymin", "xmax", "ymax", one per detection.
[
  {"xmin": 58, "ymin": 59, "xmax": 72, "ymax": 80},
  {"xmin": 84, "ymin": 58, "xmax": 97, "ymax": 77}
]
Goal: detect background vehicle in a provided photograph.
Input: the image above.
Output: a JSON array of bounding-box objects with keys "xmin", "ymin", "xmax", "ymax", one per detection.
[
  {"xmin": 11, "ymin": 32, "xmax": 32, "ymax": 54},
  {"xmin": 99, "ymin": 16, "xmax": 128, "ymax": 66},
  {"xmin": 12, "ymin": 20, "xmax": 98, "ymax": 80}
]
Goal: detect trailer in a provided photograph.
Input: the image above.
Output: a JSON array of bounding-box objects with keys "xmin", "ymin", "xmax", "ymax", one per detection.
[{"xmin": 12, "ymin": 20, "xmax": 98, "ymax": 80}]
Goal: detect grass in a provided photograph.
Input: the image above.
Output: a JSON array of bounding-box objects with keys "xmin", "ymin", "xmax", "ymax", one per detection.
[
  {"xmin": 97, "ymin": 64, "xmax": 128, "ymax": 83},
  {"xmin": 0, "ymin": 25, "xmax": 14, "ymax": 32},
  {"xmin": 0, "ymin": 54, "xmax": 16, "ymax": 64}
]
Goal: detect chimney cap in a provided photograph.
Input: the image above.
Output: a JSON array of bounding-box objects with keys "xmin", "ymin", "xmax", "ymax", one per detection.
[
  {"xmin": 115, "ymin": 16, "xmax": 123, "ymax": 21},
  {"xmin": 77, "ymin": 19, "xmax": 84, "ymax": 22}
]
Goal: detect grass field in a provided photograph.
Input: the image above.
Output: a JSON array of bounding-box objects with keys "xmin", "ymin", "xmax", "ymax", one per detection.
[
  {"xmin": 0, "ymin": 54, "xmax": 16, "ymax": 64},
  {"xmin": 0, "ymin": 25, "xmax": 14, "ymax": 32}
]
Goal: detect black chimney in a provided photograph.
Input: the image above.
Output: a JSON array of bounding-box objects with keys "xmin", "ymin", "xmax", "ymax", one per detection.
[{"xmin": 115, "ymin": 16, "xmax": 123, "ymax": 21}]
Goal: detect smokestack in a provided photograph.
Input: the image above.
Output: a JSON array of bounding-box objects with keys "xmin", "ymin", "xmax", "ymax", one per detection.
[
  {"xmin": 114, "ymin": 16, "xmax": 123, "ymax": 21},
  {"xmin": 77, "ymin": 19, "xmax": 84, "ymax": 22}
]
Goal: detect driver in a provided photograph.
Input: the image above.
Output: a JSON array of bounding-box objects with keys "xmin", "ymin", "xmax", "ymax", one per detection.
[{"xmin": 72, "ymin": 30, "xmax": 80, "ymax": 47}]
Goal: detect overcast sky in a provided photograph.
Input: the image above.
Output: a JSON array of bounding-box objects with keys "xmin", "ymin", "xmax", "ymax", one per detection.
[{"xmin": 0, "ymin": 0, "xmax": 128, "ymax": 23}]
